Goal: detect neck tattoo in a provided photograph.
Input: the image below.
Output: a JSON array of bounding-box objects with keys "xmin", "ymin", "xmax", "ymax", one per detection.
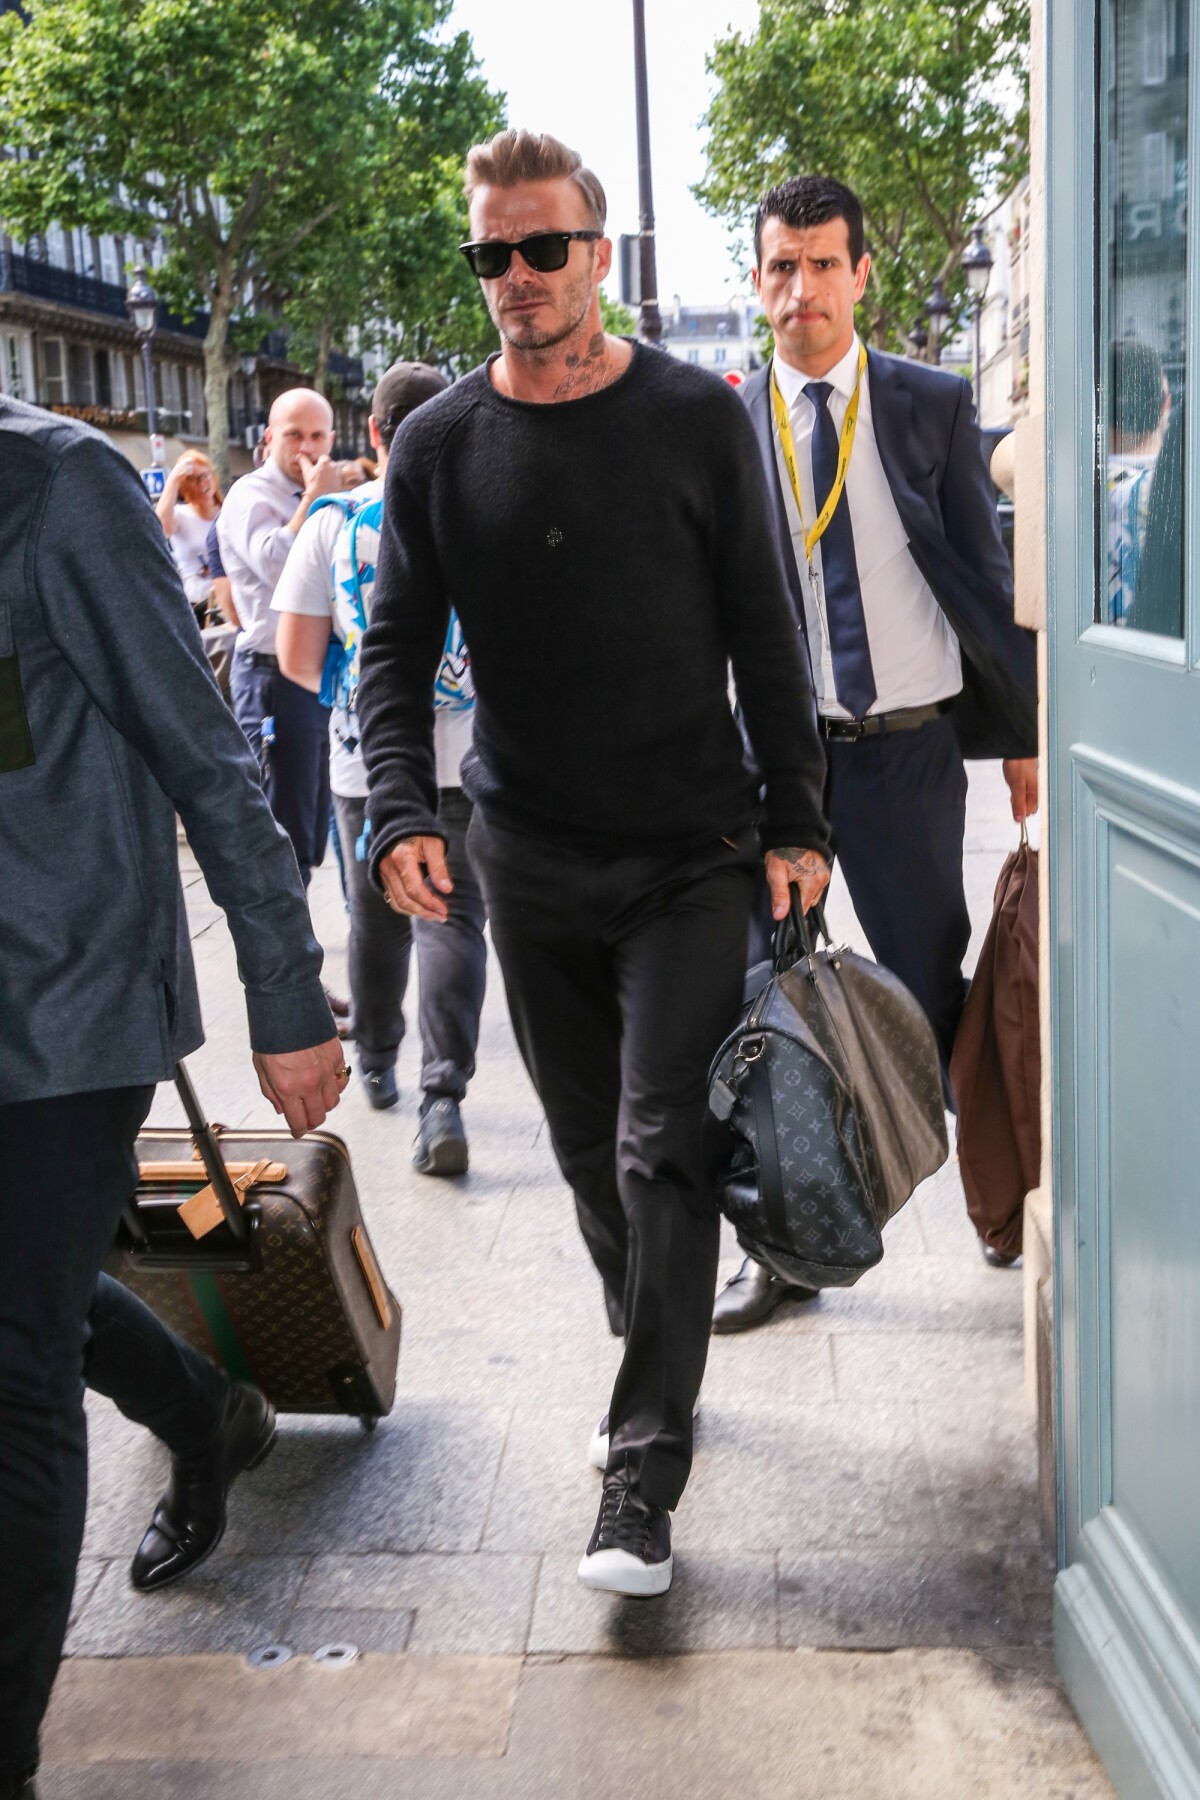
[{"xmin": 552, "ymin": 332, "xmax": 619, "ymax": 401}]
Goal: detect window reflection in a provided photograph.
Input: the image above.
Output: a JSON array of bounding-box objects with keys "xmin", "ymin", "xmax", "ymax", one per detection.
[{"xmin": 1101, "ymin": 0, "xmax": 1187, "ymax": 637}]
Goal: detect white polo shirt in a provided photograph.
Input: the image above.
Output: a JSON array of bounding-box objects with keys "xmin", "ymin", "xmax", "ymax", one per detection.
[{"xmin": 771, "ymin": 335, "xmax": 962, "ymax": 718}]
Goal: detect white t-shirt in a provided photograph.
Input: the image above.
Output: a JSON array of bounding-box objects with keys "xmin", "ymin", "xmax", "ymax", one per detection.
[
  {"xmin": 271, "ymin": 496, "xmax": 473, "ymax": 800},
  {"xmin": 169, "ymin": 503, "xmax": 217, "ymax": 609}
]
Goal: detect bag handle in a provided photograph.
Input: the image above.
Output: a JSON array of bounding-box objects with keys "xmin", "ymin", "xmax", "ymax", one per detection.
[
  {"xmin": 772, "ymin": 892, "xmax": 832, "ymax": 971},
  {"xmin": 173, "ymin": 1062, "xmax": 250, "ymax": 1244}
]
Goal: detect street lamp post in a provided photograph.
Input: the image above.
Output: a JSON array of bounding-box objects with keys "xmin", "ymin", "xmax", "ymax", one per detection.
[
  {"xmin": 960, "ymin": 223, "xmax": 994, "ymax": 420},
  {"xmin": 240, "ymin": 351, "xmax": 259, "ymax": 443},
  {"xmin": 343, "ymin": 368, "xmax": 364, "ymax": 457},
  {"xmin": 924, "ymin": 275, "xmax": 951, "ymax": 366},
  {"xmin": 631, "ymin": 0, "xmax": 662, "ymax": 345},
  {"xmin": 906, "ymin": 318, "xmax": 929, "ymax": 361},
  {"xmin": 125, "ymin": 264, "xmax": 161, "ymax": 455}
]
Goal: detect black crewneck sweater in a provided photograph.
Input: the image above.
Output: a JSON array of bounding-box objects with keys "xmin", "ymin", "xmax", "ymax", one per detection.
[{"xmin": 358, "ymin": 343, "xmax": 828, "ymax": 872}]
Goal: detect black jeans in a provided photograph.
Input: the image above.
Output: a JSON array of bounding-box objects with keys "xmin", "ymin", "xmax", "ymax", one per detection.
[
  {"xmin": 230, "ymin": 651, "xmax": 330, "ymax": 885},
  {"xmin": 335, "ymin": 788, "xmax": 487, "ymax": 1102},
  {"xmin": 0, "ymin": 1088, "xmax": 229, "ymax": 1778},
  {"xmin": 468, "ymin": 811, "xmax": 756, "ymax": 1511}
]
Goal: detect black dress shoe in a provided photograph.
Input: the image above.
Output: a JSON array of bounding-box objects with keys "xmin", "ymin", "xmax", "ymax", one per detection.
[
  {"xmin": 712, "ymin": 1256, "xmax": 819, "ymax": 1334},
  {"xmin": 130, "ymin": 1384, "xmax": 276, "ymax": 1592},
  {"xmin": 412, "ymin": 1098, "xmax": 468, "ymax": 1175},
  {"xmin": 0, "ymin": 1767, "xmax": 37, "ymax": 1799},
  {"xmin": 362, "ymin": 1066, "xmax": 399, "ymax": 1111},
  {"xmin": 981, "ymin": 1242, "xmax": 1022, "ymax": 1268}
]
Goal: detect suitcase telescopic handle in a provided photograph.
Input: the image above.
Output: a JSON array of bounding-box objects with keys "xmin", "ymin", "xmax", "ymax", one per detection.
[{"xmin": 173, "ymin": 1062, "xmax": 250, "ymax": 1245}]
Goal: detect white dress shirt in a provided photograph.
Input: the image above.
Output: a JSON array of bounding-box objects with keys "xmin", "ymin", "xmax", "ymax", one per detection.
[
  {"xmin": 771, "ymin": 335, "xmax": 961, "ymax": 718},
  {"xmin": 217, "ymin": 457, "xmax": 301, "ymax": 656}
]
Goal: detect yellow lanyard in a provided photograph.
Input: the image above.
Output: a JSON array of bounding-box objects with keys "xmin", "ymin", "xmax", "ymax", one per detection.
[{"xmin": 770, "ymin": 344, "xmax": 868, "ymax": 574}]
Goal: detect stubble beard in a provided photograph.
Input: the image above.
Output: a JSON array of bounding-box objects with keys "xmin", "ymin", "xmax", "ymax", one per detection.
[{"xmin": 490, "ymin": 270, "xmax": 594, "ymax": 361}]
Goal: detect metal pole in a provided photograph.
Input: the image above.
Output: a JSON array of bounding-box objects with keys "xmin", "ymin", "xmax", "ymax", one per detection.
[
  {"xmin": 632, "ymin": 0, "xmax": 662, "ymax": 345},
  {"xmin": 141, "ymin": 337, "xmax": 158, "ymax": 443},
  {"xmin": 973, "ymin": 301, "xmax": 983, "ymax": 425}
]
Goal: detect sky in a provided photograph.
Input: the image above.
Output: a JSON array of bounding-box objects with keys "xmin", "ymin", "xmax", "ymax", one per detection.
[{"xmin": 445, "ymin": 0, "xmax": 763, "ymax": 307}]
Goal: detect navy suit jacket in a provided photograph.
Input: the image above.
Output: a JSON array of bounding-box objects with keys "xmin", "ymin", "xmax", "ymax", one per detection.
[{"xmin": 742, "ymin": 350, "xmax": 1037, "ymax": 760}]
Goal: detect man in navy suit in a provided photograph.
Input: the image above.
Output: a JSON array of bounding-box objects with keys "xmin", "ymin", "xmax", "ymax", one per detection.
[{"xmin": 714, "ymin": 174, "xmax": 1038, "ymax": 1333}]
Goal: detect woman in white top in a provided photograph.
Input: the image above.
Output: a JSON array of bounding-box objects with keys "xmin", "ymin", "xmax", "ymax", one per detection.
[{"xmin": 155, "ymin": 451, "xmax": 223, "ymax": 617}]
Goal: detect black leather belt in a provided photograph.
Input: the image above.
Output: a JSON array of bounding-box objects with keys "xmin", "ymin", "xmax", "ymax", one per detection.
[
  {"xmin": 820, "ymin": 699, "xmax": 953, "ymax": 742},
  {"xmin": 236, "ymin": 650, "xmax": 278, "ymax": 670}
]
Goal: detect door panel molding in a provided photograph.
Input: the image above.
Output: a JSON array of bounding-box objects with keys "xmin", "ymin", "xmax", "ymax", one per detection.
[
  {"xmin": 1072, "ymin": 748, "xmax": 1200, "ymax": 848},
  {"xmin": 1057, "ymin": 1550, "xmax": 1200, "ymax": 1799}
]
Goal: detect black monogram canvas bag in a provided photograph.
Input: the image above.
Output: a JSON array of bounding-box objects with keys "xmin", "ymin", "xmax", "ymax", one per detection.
[{"xmin": 707, "ymin": 901, "xmax": 948, "ymax": 1288}]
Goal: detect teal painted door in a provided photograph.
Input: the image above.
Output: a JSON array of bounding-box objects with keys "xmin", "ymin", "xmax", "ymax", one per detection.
[{"xmin": 1049, "ymin": 0, "xmax": 1200, "ymax": 1788}]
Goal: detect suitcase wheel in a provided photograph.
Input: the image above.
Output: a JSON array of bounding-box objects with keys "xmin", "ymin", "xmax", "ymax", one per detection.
[{"xmin": 360, "ymin": 1415, "xmax": 378, "ymax": 1433}]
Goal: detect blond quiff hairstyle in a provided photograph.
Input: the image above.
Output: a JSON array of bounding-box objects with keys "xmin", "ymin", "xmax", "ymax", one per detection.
[{"xmin": 464, "ymin": 129, "xmax": 607, "ymax": 232}]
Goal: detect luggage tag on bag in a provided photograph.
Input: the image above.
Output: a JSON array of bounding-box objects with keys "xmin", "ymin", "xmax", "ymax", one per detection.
[{"xmin": 177, "ymin": 1157, "xmax": 275, "ymax": 1240}]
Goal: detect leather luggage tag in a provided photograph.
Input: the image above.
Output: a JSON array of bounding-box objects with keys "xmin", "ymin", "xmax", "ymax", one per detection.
[{"xmin": 178, "ymin": 1158, "xmax": 274, "ymax": 1240}]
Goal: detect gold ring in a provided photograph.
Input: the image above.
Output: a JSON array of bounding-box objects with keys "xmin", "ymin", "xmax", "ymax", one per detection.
[{"xmin": 337, "ymin": 1064, "xmax": 352, "ymax": 1081}]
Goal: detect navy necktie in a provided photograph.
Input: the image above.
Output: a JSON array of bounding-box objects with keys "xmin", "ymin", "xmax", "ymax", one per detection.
[{"xmin": 804, "ymin": 380, "xmax": 877, "ymax": 719}]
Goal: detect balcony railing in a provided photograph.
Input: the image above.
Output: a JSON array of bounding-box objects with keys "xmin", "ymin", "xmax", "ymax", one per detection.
[{"xmin": 0, "ymin": 250, "xmax": 207, "ymax": 339}]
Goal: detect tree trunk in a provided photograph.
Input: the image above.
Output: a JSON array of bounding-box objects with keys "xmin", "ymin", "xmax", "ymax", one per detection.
[
  {"xmin": 203, "ymin": 289, "xmax": 235, "ymax": 490},
  {"xmin": 313, "ymin": 319, "xmax": 334, "ymax": 397}
]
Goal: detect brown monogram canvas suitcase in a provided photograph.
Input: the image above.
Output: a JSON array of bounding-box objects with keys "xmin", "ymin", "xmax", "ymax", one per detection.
[{"xmin": 107, "ymin": 1065, "xmax": 401, "ymax": 1423}]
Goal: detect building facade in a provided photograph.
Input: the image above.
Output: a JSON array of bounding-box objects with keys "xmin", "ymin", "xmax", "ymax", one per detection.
[
  {"xmin": 659, "ymin": 297, "xmax": 763, "ymax": 376},
  {"xmin": 0, "ymin": 221, "xmax": 367, "ymax": 470}
]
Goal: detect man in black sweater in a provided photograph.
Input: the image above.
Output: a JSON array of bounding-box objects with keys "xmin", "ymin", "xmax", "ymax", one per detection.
[{"xmin": 357, "ymin": 129, "xmax": 829, "ymax": 1598}]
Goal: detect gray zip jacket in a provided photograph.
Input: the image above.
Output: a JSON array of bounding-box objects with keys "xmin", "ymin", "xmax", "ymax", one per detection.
[{"xmin": 0, "ymin": 398, "xmax": 334, "ymax": 1105}]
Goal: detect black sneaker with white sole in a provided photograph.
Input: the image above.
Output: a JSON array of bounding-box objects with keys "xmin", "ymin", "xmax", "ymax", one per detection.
[{"xmin": 577, "ymin": 1475, "xmax": 673, "ymax": 1596}]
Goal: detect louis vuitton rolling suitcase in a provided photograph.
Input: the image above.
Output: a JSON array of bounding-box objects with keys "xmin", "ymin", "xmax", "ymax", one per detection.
[{"xmin": 108, "ymin": 1063, "xmax": 401, "ymax": 1425}]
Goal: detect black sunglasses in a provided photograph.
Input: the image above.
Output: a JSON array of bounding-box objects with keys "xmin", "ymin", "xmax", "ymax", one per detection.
[{"xmin": 459, "ymin": 230, "xmax": 602, "ymax": 280}]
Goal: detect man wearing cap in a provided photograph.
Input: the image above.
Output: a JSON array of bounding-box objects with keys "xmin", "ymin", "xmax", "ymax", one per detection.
[{"xmin": 274, "ymin": 363, "xmax": 485, "ymax": 1170}]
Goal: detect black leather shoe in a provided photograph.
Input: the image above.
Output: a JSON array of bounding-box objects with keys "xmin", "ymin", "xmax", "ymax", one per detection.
[
  {"xmin": 981, "ymin": 1242, "xmax": 1022, "ymax": 1268},
  {"xmin": 712, "ymin": 1256, "xmax": 819, "ymax": 1334},
  {"xmin": 362, "ymin": 1066, "xmax": 399, "ymax": 1111},
  {"xmin": 130, "ymin": 1385, "xmax": 276, "ymax": 1592},
  {"xmin": 412, "ymin": 1098, "xmax": 468, "ymax": 1176},
  {"xmin": 0, "ymin": 1768, "xmax": 37, "ymax": 1799}
]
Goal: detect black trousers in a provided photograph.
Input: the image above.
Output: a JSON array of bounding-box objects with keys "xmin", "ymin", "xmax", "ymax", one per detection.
[
  {"xmin": 0, "ymin": 1088, "xmax": 229, "ymax": 1778},
  {"xmin": 824, "ymin": 713, "xmax": 970, "ymax": 1070},
  {"xmin": 468, "ymin": 811, "xmax": 756, "ymax": 1511},
  {"xmin": 333, "ymin": 789, "xmax": 487, "ymax": 1100},
  {"xmin": 230, "ymin": 651, "xmax": 330, "ymax": 885}
]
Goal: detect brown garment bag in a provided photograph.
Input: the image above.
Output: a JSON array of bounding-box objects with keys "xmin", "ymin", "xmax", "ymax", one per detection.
[{"xmin": 950, "ymin": 829, "xmax": 1041, "ymax": 1257}]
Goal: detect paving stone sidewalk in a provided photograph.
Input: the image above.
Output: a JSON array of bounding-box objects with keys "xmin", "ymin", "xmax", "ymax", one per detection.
[{"xmin": 43, "ymin": 766, "xmax": 1113, "ymax": 1796}]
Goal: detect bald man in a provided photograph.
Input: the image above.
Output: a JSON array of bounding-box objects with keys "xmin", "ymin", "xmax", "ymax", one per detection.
[{"xmin": 218, "ymin": 389, "xmax": 342, "ymax": 883}]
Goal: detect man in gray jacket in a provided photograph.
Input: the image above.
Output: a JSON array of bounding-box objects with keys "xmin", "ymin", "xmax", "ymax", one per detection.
[{"xmin": 0, "ymin": 397, "xmax": 347, "ymax": 1799}]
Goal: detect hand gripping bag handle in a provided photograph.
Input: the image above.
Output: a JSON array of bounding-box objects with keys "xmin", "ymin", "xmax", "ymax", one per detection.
[{"xmin": 173, "ymin": 1061, "xmax": 250, "ymax": 1244}]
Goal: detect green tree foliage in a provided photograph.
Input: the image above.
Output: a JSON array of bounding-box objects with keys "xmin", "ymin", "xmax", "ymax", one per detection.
[
  {"xmin": 600, "ymin": 291, "xmax": 638, "ymax": 337},
  {"xmin": 0, "ymin": 0, "xmax": 502, "ymax": 478},
  {"xmin": 696, "ymin": 0, "xmax": 1029, "ymax": 351}
]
